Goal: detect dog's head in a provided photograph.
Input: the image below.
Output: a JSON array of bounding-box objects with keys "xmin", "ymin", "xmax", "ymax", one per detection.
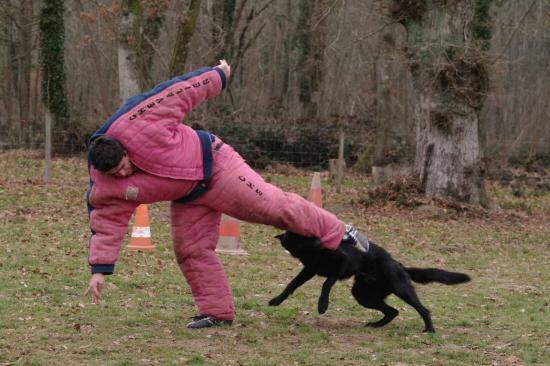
[{"xmin": 275, "ymin": 231, "xmax": 322, "ymax": 259}]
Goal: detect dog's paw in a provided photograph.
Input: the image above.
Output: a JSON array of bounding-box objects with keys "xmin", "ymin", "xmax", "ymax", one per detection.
[
  {"xmin": 268, "ymin": 297, "xmax": 283, "ymax": 306},
  {"xmin": 365, "ymin": 321, "xmax": 385, "ymax": 328},
  {"xmin": 317, "ymin": 300, "xmax": 328, "ymax": 314}
]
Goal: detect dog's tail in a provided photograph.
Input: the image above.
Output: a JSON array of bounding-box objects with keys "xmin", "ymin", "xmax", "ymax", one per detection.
[{"xmin": 405, "ymin": 267, "xmax": 471, "ymax": 285}]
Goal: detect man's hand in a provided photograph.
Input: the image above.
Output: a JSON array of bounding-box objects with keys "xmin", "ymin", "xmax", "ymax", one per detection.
[
  {"xmin": 215, "ymin": 59, "xmax": 231, "ymax": 80},
  {"xmin": 84, "ymin": 273, "xmax": 105, "ymax": 304}
]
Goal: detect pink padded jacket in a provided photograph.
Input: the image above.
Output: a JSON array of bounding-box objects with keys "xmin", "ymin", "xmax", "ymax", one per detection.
[
  {"xmin": 87, "ymin": 67, "xmax": 226, "ymax": 274},
  {"xmin": 89, "ymin": 67, "xmax": 226, "ymax": 179}
]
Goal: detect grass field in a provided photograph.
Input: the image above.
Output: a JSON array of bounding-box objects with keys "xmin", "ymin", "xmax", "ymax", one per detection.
[{"xmin": 0, "ymin": 150, "xmax": 548, "ymax": 366}]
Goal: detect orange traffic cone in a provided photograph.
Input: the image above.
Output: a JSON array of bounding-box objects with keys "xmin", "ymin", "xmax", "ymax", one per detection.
[
  {"xmin": 216, "ymin": 214, "xmax": 247, "ymax": 255},
  {"xmin": 128, "ymin": 204, "xmax": 155, "ymax": 251},
  {"xmin": 307, "ymin": 172, "xmax": 323, "ymax": 207}
]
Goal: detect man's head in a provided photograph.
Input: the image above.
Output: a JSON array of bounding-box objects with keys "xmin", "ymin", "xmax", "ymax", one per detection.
[{"xmin": 89, "ymin": 135, "xmax": 135, "ymax": 177}]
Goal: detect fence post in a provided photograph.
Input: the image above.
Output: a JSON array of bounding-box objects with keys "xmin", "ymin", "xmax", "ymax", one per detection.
[
  {"xmin": 336, "ymin": 129, "xmax": 345, "ymax": 193},
  {"xmin": 44, "ymin": 111, "xmax": 52, "ymax": 181}
]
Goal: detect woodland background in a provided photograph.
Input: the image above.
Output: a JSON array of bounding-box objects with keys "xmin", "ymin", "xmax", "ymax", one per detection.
[
  {"xmin": 0, "ymin": 0, "xmax": 549, "ymax": 171},
  {"xmin": 1, "ymin": 3, "xmax": 549, "ymax": 364}
]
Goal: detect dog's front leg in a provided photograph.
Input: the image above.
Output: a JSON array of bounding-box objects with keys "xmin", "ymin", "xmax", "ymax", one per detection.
[
  {"xmin": 318, "ymin": 276, "xmax": 339, "ymax": 314},
  {"xmin": 318, "ymin": 250, "xmax": 350, "ymax": 314},
  {"xmin": 269, "ymin": 267, "xmax": 316, "ymax": 306}
]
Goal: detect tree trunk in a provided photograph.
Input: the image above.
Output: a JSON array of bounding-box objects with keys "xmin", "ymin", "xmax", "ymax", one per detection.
[
  {"xmin": 294, "ymin": 0, "xmax": 327, "ymax": 118},
  {"xmin": 75, "ymin": 0, "xmax": 111, "ymax": 114},
  {"xmin": 140, "ymin": 1, "xmax": 166, "ymax": 86},
  {"xmin": 39, "ymin": 0, "xmax": 71, "ymax": 152},
  {"xmin": 217, "ymin": 0, "xmax": 237, "ymax": 61},
  {"xmin": 372, "ymin": 49, "xmax": 392, "ymax": 166},
  {"xmin": 2, "ymin": 15, "xmax": 16, "ymax": 143},
  {"xmin": 415, "ymin": 97, "xmax": 485, "ymax": 204},
  {"xmin": 19, "ymin": 0, "xmax": 33, "ymax": 144},
  {"xmin": 306, "ymin": 0, "xmax": 327, "ymax": 118},
  {"xmin": 169, "ymin": 0, "xmax": 202, "ymax": 77},
  {"xmin": 392, "ymin": 0, "xmax": 491, "ymax": 205},
  {"xmin": 280, "ymin": 0, "xmax": 292, "ymax": 113},
  {"xmin": 118, "ymin": 0, "xmax": 167, "ymax": 95},
  {"xmin": 118, "ymin": 0, "xmax": 142, "ymax": 101}
]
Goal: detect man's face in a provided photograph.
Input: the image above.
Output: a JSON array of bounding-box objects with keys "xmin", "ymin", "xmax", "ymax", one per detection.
[{"xmin": 106, "ymin": 152, "xmax": 135, "ymax": 177}]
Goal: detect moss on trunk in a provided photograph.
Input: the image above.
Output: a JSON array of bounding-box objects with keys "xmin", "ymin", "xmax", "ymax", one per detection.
[
  {"xmin": 390, "ymin": 0, "xmax": 493, "ymax": 205},
  {"xmin": 170, "ymin": 0, "xmax": 202, "ymax": 77}
]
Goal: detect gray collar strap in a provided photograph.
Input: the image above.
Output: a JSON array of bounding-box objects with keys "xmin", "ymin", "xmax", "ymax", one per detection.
[{"xmin": 344, "ymin": 224, "xmax": 370, "ymax": 253}]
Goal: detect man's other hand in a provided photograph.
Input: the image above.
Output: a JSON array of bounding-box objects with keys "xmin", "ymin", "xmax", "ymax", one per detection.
[{"xmin": 84, "ymin": 273, "xmax": 105, "ymax": 304}]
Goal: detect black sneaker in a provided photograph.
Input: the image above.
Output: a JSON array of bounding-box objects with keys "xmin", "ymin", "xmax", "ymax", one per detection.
[
  {"xmin": 341, "ymin": 224, "xmax": 370, "ymax": 253},
  {"xmin": 186, "ymin": 315, "xmax": 233, "ymax": 329}
]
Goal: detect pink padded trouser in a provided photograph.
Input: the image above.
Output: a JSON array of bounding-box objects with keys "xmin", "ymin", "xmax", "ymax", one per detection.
[{"xmin": 170, "ymin": 138, "xmax": 345, "ymax": 320}]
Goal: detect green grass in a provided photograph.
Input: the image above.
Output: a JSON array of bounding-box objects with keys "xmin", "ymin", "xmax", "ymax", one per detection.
[{"xmin": 0, "ymin": 150, "xmax": 549, "ymax": 365}]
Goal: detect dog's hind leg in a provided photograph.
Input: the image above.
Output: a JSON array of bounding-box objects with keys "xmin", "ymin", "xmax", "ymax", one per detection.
[
  {"xmin": 351, "ymin": 284, "xmax": 398, "ymax": 328},
  {"xmin": 362, "ymin": 300, "xmax": 399, "ymax": 328},
  {"xmin": 365, "ymin": 303, "xmax": 399, "ymax": 328},
  {"xmin": 269, "ymin": 267, "xmax": 316, "ymax": 306},
  {"xmin": 391, "ymin": 275, "xmax": 434, "ymax": 332}
]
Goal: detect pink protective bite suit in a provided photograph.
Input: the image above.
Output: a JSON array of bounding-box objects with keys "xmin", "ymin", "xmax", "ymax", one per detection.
[{"xmin": 87, "ymin": 67, "xmax": 345, "ymax": 321}]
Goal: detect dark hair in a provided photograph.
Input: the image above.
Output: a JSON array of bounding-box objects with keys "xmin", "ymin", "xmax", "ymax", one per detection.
[{"xmin": 89, "ymin": 135, "xmax": 125, "ymax": 172}]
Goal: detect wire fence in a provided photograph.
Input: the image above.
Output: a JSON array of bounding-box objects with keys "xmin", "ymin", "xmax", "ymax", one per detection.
[
  {"xmin": 204, "ymin": 121, "xmax": 378, "ymax": 169},
  {"xmin": 0, "ymin": 118, "xmax": 382, "ymax": 169},
  {"xmin": 1, "ymin": 117, "xmax": 549, "ymax": 169}
]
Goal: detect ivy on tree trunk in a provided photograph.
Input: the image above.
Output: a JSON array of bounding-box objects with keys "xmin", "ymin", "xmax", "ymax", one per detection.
[
  {"xmin": 391, "ymin": 0, "xmax": 494, "ymax": 205},
  {"xmin": 40, "ymin": 0, "xmax": 70, "ymax": 151}
]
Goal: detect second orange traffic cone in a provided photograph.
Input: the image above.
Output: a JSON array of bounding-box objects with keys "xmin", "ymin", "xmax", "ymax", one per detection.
[
  {"xmin": 216, "ymin": 214, "xmax": 247, "ymax": 255},
  {"xmin": 307, "ymin": 172, "xmax": 323, "ymax": 207},
  {"xmin": 128, "ymin": 204, "xmax": 155, "ymax": 251}
]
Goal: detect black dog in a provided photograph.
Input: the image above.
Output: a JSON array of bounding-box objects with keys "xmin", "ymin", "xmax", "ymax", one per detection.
[{"xmin": 269, "ymin": 231, "xmax": 471, "ymax": 332}]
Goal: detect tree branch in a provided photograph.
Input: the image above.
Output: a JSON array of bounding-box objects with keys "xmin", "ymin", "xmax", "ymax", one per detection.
[
  {"xmin": 492, "ymin": 0, "xmax": 538, "ymax": 65},
  {"xmin": 144, "ymin": 33, "xmax": 169, "ymax": 75}
]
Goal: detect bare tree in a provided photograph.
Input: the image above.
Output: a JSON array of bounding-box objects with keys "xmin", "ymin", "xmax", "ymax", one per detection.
[
  {"xmin": 0, "ymin": 0, "xmax": 38, "ymax": 146},
  {"xmin": 118, "ymin": 0, "xmax": 168, "ymax": 97},
  {"xmin": 211, "ymin": 0, "xmax": 273, "ymax": 73},
  {"xmin": 169, "ymin": 0, "xmax": 201, "ymax": 77},
  {"xmin": 482, "ymin": 0, "xmax": 550, "ymax": 164},
  {"xmin": 74, "ymin": 0, "xmax": 116, "ymax": 114},
  {"xmin": 390, "ymin": 0, "xmax": 491, "ymax": 204},
  {"xmin": 293, "ymin": 0, "xmax": 328, "ymax": 118},
  {"xmin": 40, "ymin": 0, "xmax": 72, "ymax": 152},
  {"xmin": 118, "ymin": 0, "xmax": 142, "ymax": 100},
  {"xmin": 0, "ymin": 2, "xmax": 18, "ymax": 143},
  {"xmin": 2, "ymin": 0, "xmax": 548, "ymax": 169}
]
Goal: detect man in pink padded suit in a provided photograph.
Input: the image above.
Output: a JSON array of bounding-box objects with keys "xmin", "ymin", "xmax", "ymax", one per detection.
[{"xmin": 85, "ymin": 60, "xmax": 365, "ymax": 329}]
